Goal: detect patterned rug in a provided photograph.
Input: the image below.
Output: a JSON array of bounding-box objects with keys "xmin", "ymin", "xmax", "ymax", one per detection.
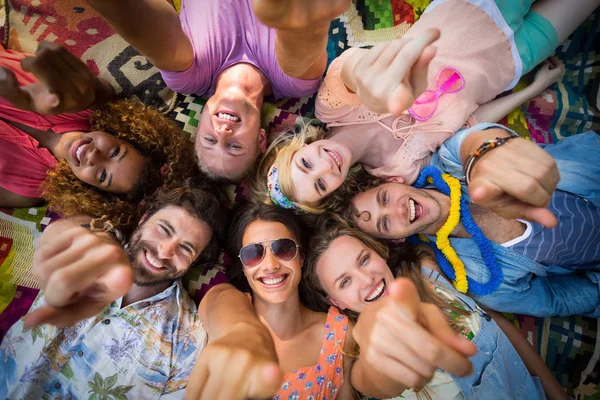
[{"xmin": 0, "ymin": 0, "xmax": 598, "ymax": 398}]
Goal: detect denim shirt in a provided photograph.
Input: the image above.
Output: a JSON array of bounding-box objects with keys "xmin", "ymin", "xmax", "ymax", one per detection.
[
  {"xmin": 420, "ymin": 267, "xmax": 546, "ymax": 400},
  {"xmin": 427, "ymin": 125, "xmax": 600, "ymax": 317}
]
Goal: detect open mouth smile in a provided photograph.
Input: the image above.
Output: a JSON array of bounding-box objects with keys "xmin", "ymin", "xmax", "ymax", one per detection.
[
  {"xmin": 258, "ymin": 274, "xmax": 289, "ymax": 288},
  {"xmin": 216, "ymin": 111, "xmax": 241, "ymax": 123},
  {"xmin": 71, "ymin": 139, "xmax": 92, "ymax": 167},
  {"xmin": 324, "ymin": 149, "xmax": 342, "ymax": 172},
  {"xmin": 365, "ymin": 279, "xmax": 387, "ymax": 302},
  {"xmin": 408, "ymin": 198, "xmax": 424, "ymax": 224},
  {"xmin": 143, "ymin": 248, "xmax": 168, "ymax": 272}
]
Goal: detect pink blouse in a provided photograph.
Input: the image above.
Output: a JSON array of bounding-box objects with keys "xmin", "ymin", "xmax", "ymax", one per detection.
[
  {"xmin": 315, "ymin": 0, "xmax": 517, "ymax": 184},
  {"xmin": 0, "ymin": 45, "xmax": 92, "ymax": 198}
]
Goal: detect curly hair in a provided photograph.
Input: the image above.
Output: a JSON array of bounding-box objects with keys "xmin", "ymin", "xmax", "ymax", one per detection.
[
  {"xmin": 42, "ymin": 97, "xmax": 200, "ymax": 234},
  {"xmin": 302, "ymin": 214, "xmax": 468, "ymax": 327}
]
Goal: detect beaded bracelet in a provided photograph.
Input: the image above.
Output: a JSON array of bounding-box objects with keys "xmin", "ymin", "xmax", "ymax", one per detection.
[
  {"xmin": 81, "ymin": 216, "xmax": 126, "ymax": 246},
  {"xmin": 463, "ymin": 136, "xmax": 516, "ymax": 185}
]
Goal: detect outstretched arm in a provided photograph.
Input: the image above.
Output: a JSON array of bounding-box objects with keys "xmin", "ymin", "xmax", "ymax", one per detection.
[
  {"xmin": 350, "ymin": 278, "xmax": 476, "ymax": 399},
  {"xmin": 338, "ymin": 30, "xmax": 439, "ymax": 115},
  {"xmin": 459, "ymin": 127, "xmax": 559, "ymax": 228},
  {"xmin": 473, "ymin": 58, "xmax": 563, "ymax": 123},
  {"xmin": 186, "ymin": 284, "xmax": 282, "ymax": 400},
  {"xmin": 24, "ymin": 216, "xmax": 133, "ymax": 328},
  {"xmin": 253, "ymin": 0, "xmax": 350, "ymax": 79},
  {"xmin": 0, "ymin": 41, "xmax": 115, "ymax": 114},
  {"xmin": 84, "ymin": 0, "xmax": 193, "ymax": 72}
]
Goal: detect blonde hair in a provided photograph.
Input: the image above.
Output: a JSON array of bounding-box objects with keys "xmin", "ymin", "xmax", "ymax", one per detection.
[{"xmin": 249, "ymin": 121, "xmax": 328, "ymax": 213}]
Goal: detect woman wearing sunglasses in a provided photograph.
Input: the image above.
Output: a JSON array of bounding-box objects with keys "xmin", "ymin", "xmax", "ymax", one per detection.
[
  {"xmin": 224, "ymin": 202, "xmax": 475, "ymax": 399},
  {"xmin": 251, "ymin": 0, "xmax": 596, "ymax": 215},
  {"xmin": 301, "ymin": 217, "xmax": 567, "ymax": 400}
]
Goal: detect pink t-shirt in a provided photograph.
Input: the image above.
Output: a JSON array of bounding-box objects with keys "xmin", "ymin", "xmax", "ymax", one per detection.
[
  {"xmin": 158, "ymin": 0, "xmax": 321, "ymax": 99},
  {"xmin": 316, "ymin": 0, "xmax": 516, "ymax": 184},
  {"xmin": 0, "ymin": 46, "xmax": 92, "ymax": 198}
]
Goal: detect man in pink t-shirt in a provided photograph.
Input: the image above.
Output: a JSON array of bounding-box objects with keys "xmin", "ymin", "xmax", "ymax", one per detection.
[{"xmin": 85, "ymin": 0, "xmax": 349, "ymax": 182}]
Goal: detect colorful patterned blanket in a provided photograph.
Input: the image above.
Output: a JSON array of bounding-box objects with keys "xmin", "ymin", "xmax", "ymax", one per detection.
[{"xmin": 0, "ymin": 0, "xmax": 598, "ymax": 398}]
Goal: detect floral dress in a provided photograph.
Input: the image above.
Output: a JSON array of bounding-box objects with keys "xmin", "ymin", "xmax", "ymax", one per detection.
[{"xmin": 275, "ymin": 306, "xmax": 348, "ymax": 400}]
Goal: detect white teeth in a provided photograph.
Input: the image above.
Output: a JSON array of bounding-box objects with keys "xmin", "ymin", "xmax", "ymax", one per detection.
[
  {"xmin": 145, "ymin": 250, "xmax": 164, "ymax": 269},
  {"xmin": 260, "ymin": 275, "xmax": 286, "ymax": 285},
  {"xmin": 75, "ymin": 143, "xmax": 87, "ymax": 163},
  {"xmin": 366, "ymin": 281, "xmax": 385, "ymax": 301},
  {"xmin": 326, "ymin": 150, "xmax": 341, "ymax": 169},
  {"xmin": 409, "ymin": 199, "xmax": 415, "ymax": 222},
  {"xmin": 217, "ymin": 112, "xmax": 240, "ymax": 122}
]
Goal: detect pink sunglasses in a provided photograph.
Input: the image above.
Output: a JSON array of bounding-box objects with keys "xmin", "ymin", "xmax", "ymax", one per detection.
[{"xmin": 408, "ymin": 66, "xmax": 465, "ymax": 122}]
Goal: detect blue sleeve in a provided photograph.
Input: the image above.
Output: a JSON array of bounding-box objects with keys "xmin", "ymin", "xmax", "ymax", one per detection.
[{"xmin": 429, "ymin": 122, "xmax": 520, "ymax": 180}]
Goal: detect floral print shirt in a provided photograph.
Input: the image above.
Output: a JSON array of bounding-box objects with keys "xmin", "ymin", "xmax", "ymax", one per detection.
[
  {"xmin": 275, "ymin": 306, "xmax": 348, "ymax": 400},
  {"xmin": 0, "ymin": 280, "xmax": 207, "ymax": 399}
]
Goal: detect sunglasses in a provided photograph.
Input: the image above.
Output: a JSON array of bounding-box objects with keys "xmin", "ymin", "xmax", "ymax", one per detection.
[
  {"xmin": 408, "ymin": 66, "xmax": 466, "ymax": 122},
  {"xmin": 238, "ymin": 238, "xmax": 300, "ymax": 268}
]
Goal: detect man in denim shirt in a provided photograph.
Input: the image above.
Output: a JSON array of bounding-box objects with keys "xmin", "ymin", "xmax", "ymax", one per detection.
[{"xmin": 341, "ymin": 123, "xmax": 600, "ymax": 317}]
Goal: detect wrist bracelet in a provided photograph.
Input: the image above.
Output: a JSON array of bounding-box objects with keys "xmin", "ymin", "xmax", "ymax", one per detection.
[
  {"xmin": 463, "ymin": 136, "xmax": 516, "ymax": 185},
  {"xmin": 81, "ymin": 216, "xmax": 126, "ymax": 246}
]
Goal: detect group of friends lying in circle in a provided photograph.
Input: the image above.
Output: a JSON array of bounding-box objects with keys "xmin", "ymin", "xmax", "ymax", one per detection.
[{"xmin": 0, "ymin": 0, "xmax": 599, "ymax": 399}]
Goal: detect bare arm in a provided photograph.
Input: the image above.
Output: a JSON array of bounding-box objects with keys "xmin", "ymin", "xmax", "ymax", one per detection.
[
  {"xmin": 458, "ymin": 127, "xmax": 559, "ymax": 228},
  {"xmin": 198, "ymin": 284, "xmax": 269, "ymax": 343},
  {"xmin": 186, "ymin": 284, "xmax": 282, "ymax": 399},
  {"xmin": 274, "ymin": 28, "xmax": 329, "ymax": 79},
  {"xmin": 252, "ymin": 0, "xmax": 350, "ymax": 79},
  {"xmin": 487, "ymin": 310, "xmax": 568, "ymax": 400},
  {"xmin": 0, "ymin": 187, "xmax": 43, "ymax": 208},
  {"xmin": 473, "ymin": 58, "xmax": 563, "ymax": 124},
  {"xmin": 84, "ymin": 0, "xmax": 193, "ymax": 72}
]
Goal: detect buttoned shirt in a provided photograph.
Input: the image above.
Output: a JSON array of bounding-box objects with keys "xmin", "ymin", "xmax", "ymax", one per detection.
[{"xmin": 0, "ymin": 280, "xmax": 206, "ymax": 399}]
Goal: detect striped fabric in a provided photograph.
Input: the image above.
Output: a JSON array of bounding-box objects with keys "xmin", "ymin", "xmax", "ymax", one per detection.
[{"xmin": 508, "ymin": 190, "xmax": 600, "ymax": 267}]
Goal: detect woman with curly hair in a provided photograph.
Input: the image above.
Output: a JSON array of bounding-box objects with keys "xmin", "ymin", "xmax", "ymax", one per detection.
[{"xmin": 0, "ymin": 43, "xmax": 197, "ymax": 231}]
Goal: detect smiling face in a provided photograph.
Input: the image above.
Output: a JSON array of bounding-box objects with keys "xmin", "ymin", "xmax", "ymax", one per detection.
[
  {"xmin": 316, "ymin": 235, "xmax": 395, "ymax": 313},
  {"xmin": 289, "ymin": 139, "xmax": 352, "ymax": 204},
  {"xmin": 351, "ymin": 183, "xmax": 446, "ymax": 239},
  {"xmin": 128, "ymin": 205, "xmax": 213, "ymax": 286},
  {"xmin": 61, "ymin": 130, "xmax": 146, "ymax": 193},
  {"xmin": 195, "ymin": 94, "xmax": 266, "ymax": 182},
  {"xmin": 241, "ymin": 220, "xmax": 302, "ymax": 304}
]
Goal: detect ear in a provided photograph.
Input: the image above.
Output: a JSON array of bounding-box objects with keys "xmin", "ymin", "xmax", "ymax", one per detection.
[
  {"xmin": 259, "ymin": 128, "xmax": 267, "ymax": 153},
  {"xmin": 386, "ymin": 176, "xmax": 405, "ymax": 184},
  {"xmin": 327, "ymin": 296, "xmax": 345, "ymax": 310}
]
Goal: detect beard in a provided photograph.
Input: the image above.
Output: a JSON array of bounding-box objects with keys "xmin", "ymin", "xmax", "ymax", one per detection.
[{"xmin": 127, "ymin": 229, "xmax": 186, "ymax": 287}]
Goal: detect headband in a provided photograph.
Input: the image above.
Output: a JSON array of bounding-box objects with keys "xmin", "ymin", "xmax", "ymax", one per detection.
[{"xmin": 267, "ymin": 163, "xmax": 298, "ymax": 211}]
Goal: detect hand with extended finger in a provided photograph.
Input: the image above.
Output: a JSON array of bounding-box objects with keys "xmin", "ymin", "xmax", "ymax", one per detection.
[
  {"xmin": 352, "ymin": 278, "xmax": 476, "ymax": 397},
  {"xmin": 349, "ymin": 29, "xmax": 440, "ymax": 116},
  {"xmin": 0, "ymin": 41, "xmax": 110, "ymax": 115},
  {"xmin": 252, "ymin": 0, "xmax": 350, "ymax": 31},
  {"xmin": 24, "ymin": 222, "xmax": 133, "ymax": 328},
  {"xmin": 185, "ymin": 326, "xmax": 283, "ymax": 400},
  {"xmin": 532, "ymin": 57, "xmax": 563, "ymax": 91},
  {"xmin": 468, "ymin": 136, "xmax": 559, "ymax": 228}
]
